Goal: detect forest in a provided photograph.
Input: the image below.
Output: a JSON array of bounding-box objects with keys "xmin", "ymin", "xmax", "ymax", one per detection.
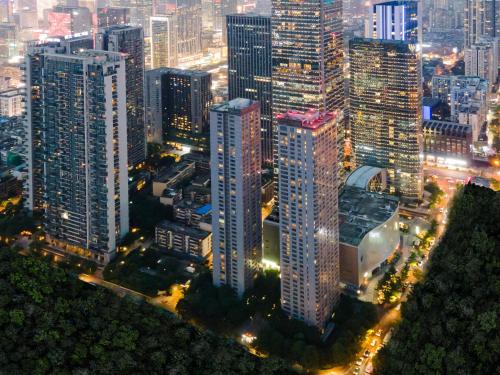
[
  {"xmin": 0, "ymin": 248, "xmax": 292, "ymax": 374},
  {"xmin": 375, "ymin": 184, "xmax": 500, "ymax": 375}
]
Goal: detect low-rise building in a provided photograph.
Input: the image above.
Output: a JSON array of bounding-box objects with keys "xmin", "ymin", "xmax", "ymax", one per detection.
[
  {"xmin": 339, "ymin": 185, "xmax": 400, "ymax": 288},
  {"xmin": 174, "ymin": 200, "xmax": 211, "ymax": 227},
  {"xmin": 423, "ymin": 120, "xmax": 472, "ymax": 166},
  {"xmin": 152, "ymin": 161, "xmax": 196, "ymax": 197},
  {"xmin": 155, "ymin": 220, "xmax": 211, "ymax": 260}
]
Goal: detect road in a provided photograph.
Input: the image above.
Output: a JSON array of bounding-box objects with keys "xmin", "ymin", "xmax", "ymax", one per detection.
[{"xmin": 78, "ymin": 273, "xmax": 182, "ymax": 315}]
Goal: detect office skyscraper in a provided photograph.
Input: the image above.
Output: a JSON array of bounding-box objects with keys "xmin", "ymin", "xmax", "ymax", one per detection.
[
  {"xmin": 171, "ymin": 0, "xmax": 203, "ymax": 59},
  {"xmin": 464, "ymin": 0, "xmax": 499, "ymax": 47},
  {"xmin": 271, "ymin": 0, "xmax": 345, "ymax": 183},
  {"xmin": 227, "ymin": 13, "xmax": 272, "ymax": 163},
  {"xmin": 150, "ymin": 15, "xmax": 178, "ymax": 68},
  {"xmin": 277, "ymin": 110, "xmax": 339, "ymax": 329},
  {"xmin": 47, "ymin": 6, "xmax": 92, "ymax": 37},
  {"xmin": 349, "ymin": 38, "xmax": 423, "ymax": 200},
  {"xmin": 25, "ymin": 47, "xmax": 129, "ymax": 263},
  {"xmin": 145, "ymin": 68, "xmax": 212, "ymax": 151},
  {"xmin": 97, "ymin": 7, "xmax": 130, "ymax": 28},
  {"xmin": 110, "ymin": 0, "xmax": 153, "ymax": 34},
  {"xmin": 96, "ymin": 25, "xmax": 146, "ymax": 166},
  {"xmin": 211, "ymin": 99, "xmax": 262, "ymax": 297},
  {"xmin": 366, "ymin": 0, "xmax": 421, "ymax": 44}
]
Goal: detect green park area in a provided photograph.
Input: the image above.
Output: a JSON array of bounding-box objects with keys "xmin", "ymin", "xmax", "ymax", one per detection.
[
  {"xmin": 103, "ymin": 247, "xmax": 197, "ymax": 297},
  {"xmin": 177, "ymin": 269, "xmax": 379, "ymax": 370},
  {"xmin": 375, "ymin": 184, "xmax": 500, "ymax": 375}
]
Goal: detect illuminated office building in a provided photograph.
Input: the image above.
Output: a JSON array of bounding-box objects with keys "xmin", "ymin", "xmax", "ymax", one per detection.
[
  {"xmin": 150, "ymin": 15, "xmax": 178, "ymax": 68},
  {"xmin": 277, "ymin": 110, "xmax": 340, "ymax": 329},
  {"xmin": 366, "ymin": 0, "xmax": 421, "ymax": 44},
  {"xmin": 349, "ymin": 38, "xmax": 423, "ymax": 200},
  {"xmin": 145, "ymin": 68, "xmax": 212, "ymax": 151},
  {"xmin": 271, "ymin": 0, "xmax": 345, "ymax": 184},
  {"xmin": 96, "ymin": 25, "xmax": 146, "ymax": 166},
  {"xmin": 97, "ymin": 7, "xmax": 130, "ymax": 28},
  {"xmin": 25, "ymin": 46, "xmax": 129, "ymax": 263},
  {"xmin": 211, "ymin": 99, "xmax": 262, "ymax": 298},
  {"xmin": 227, "ymin": 13, "xmax": 272, "ymax": 163}
]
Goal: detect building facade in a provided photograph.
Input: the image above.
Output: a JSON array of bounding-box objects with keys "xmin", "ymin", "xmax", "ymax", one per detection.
[
  {"xmin": 0, "ymin": 88, "xmax": 23, "ymax": 117},
  {"xmin": 349, "ymin": 38, "xmax": 423, "ymax": 200},
  {"xmin": 464, "ymin": 0, "xmax": 499, "ymax": 47},
  {"xmin": 150, "ymin": 15, "xmax": 178, "ymax": 68},
  {"xmin": 146, "ymin": 68, "xmax": 212, "ymax": 151},
  {"xmin": 211, "ymin": 99, "xmax": 262, "ymax": 298},
  {"xmin": 422, "ymin": 120, "xmax": 473, "ymax": 163},
  {"xmin": 96, "ymin": 25, "xmax": 146, "ymax": 166},
  {"xmin": 97, "ymin": 7, "xmax": 130, "ymax": 28},
  {"xmin": 465, "ymin": 41, "xmax": 498, "ymax": 86},
  {"xmin": 25, "ymin": 48, "xmax": 129, "ymax": 263},
  {"xmin": 366, "ymin": 0, "xmax": 421, "ymax": 44},
  {"xmin": 227, "ymin": 14, "xmax": 272, "ymax": 163},
  {"xmin": 277, "ymin": 110, "xmax": 339, "ymax": 329},
  {"xmin": 271, "ymin": 0, "xmax": 345, "ymax": 183},
  {"xmin": 156, "ymin": 220, "xmax": 211, "ymax": 259}
]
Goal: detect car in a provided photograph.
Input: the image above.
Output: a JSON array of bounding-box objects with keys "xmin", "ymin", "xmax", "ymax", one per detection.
[
  {"xmin": 363, "ymin": 350, "xmax": 370, "ymax": 358},
  {"xmin": 370, "ymin": 339, "xmax": 377, "ymax": 347},
  {"xmin": 375, "ymin": 329, "xmax": 382, "ymax": 337}
]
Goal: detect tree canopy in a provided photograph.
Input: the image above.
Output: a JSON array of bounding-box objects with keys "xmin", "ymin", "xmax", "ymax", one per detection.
[
  {"xmin": 375, "ymin": 185, "xmax": 500, "ymax": 375},
  {"xmin": 0, "ymin": 249, "xmax": 292, "ymax": 374}
]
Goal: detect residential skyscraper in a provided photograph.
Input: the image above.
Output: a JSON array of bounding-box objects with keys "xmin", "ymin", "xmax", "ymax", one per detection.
[
  {"xmin": 277, "ymin": 109, "xmax": 340, "ymax": 329},
  {"xmin": 145, "ymin": 68, "xmax": 212, "ymax": 151},
  {"xmin": 25, "ymin": 46, "xmax": 129, "ymax": 264},
  {"xmin": 227, "ymin": 13, "xmax": 272, "ymax": 163},
  {"xmin": 349, "ymin": 38, "xmax": 423, "ymax": 200},
  {"xmin": 464, "ymin": 0, "xmax": 499, "ymax": 47},
  {"xmin": 169, "ymin": 0, "xmax": 203, "ymax": 59},
  {"xmin": 211, "ymin": 98, "xmax": 262, "ymax": 297},
  {"xmin": 47, "ymin": 6, "xmax": 92, "ymax": 37},
  {"xmin": 150, "ymin": 15, "xmax": 178, "ymax": 68},
  {"xmin": 366, "ymin": 0, "xmax": 421, "ymax": 44},
  {"xmin": 96, "ymin": 25, "xmax": 146, "ymax": 166},
  {"xmin": 465, "ymin": 41, "xmax": 499, "ymax": 86},
  {"xmin": 271, "ymin": 0, "xmax": 345, "ymax": 184}
]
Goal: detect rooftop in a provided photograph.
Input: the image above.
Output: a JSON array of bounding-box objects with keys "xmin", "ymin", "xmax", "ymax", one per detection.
[
  {"xmin": 345, "ymin": 166, "xmax": 385, "ymax": 190},
  {"xmin": 339, "ymin": 186, "xmax": 399, "ymax": 246},
  {"xmin": 211, "ymin": 98, "xmax": 259, "ymax": 114},
  {"xmin": 156, "ymin": 220, "xmax": 210, "ymax": 240},
  {"xmin": 276, "ymin": 109, "xmax": 336, "ymax": 130},
  {"xmin": 423, "ymin": 120, "xmax": 472, "ymax": 137}
]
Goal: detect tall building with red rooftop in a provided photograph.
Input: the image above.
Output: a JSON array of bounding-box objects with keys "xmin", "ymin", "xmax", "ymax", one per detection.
[{"xmin": 277, "ymin": 109, "xmax": 340, "ymax": 329}]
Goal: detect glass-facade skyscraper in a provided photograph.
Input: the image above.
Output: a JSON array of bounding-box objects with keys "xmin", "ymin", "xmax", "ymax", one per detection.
[
  {"xmin": 349, "ymin": 38, "xmax": 423, "ymax": 200},
  {"xmin": 271, "ymin": 0, "xmax": 345, "ymax": 184},
  {"xmin": 366, "ymin": 0, "xmax": 421, "ymax": 44},
  {"xmin": 227, "ymin": 14, "xmax": 272, "ymax": 163},
  {"xmin": 96, "ymin": 25, "xmax": 146, "ymax": 166}
]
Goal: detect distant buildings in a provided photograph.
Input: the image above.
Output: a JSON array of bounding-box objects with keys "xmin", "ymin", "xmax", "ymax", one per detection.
[
  {"xmin": 211, "ymin": 98, "xmax": 262, "ymax": 298},
  {"xmin": 349, "ymin": 38, "xmax": 423, "ymax": 200},
  {"xmin": 0, "ymin": 87, "xmax": 23, "ymax": 117},
  {"xmin": 227, "ymin": 13, "xmax": 272, "ymax": 163},
  {"xmin": 366, "ymin": 0, "xmax": 421, "ymax": 44},
  {"xmin": 171, "ymin": 0, "xmax": 203, "ymax": 59},
  {"xmin": 271, "ymin": 0, "xmax": 345, "ymax": 184},
  {"xmin": 47, "ymin": 6, "xmax": 92, "ymax": 37},
  {"xmin": 110, "ymin": 0, "xmax": 153, "ymax": 32},
  {"xmin": 97, "ymin": 7, "xmax": 130, "ymax": 28},
  {"xmin": 465, "ymin": 41, "xmax": 498, "ymax": 86},
  {"xmin": 277, "ymin": 110, "xmax": 339, "ymax": 329},
  {"xmin": 464, "ymin": 0, "xmax": 500, "ymax": 47},
  {"xmin": 150, "ymin": 15, "xmax": 178, "ymax": 68},
  {"xmin": 25, "ymin": 47, "xmax": 129, "ymax": 263},
  {"xmin": 96, "ymin": 25, "xmax": 146, "ymax": 166},
  {"xmin": 431, "ymin": 75, "xmax": 489, "ymax": 141},
  {"xmin": 145, "ymin": 68, "xmax": 212, "ymax": 151}
]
